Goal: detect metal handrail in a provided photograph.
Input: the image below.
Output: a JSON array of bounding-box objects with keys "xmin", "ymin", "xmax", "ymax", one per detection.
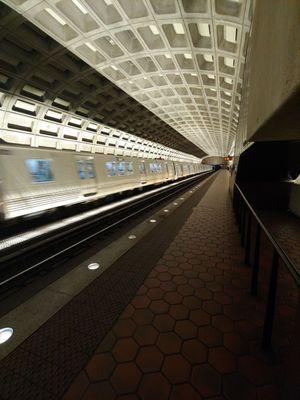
[
  {"xmin": 234, "ymin": 183, "xmax": 300, "ymax": 284},
  {"xmin": 233, "ymin": 182, "xmax": 299, "ymax": 349}
]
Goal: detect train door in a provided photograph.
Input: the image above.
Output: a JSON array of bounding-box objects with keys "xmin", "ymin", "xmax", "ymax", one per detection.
[
  {"xmin": 139, "ymin": 161, "xmax": 147, "ymax": 184},
  {"xmin": 175, "ymin": 163, "xmax": 181, "ymax": 178},
  {"xmin": 165, "ymin": 163, "xmax": 170, "ymax": 180},
  {"xmin": 76, "ymin": 157, "xmax": 98, "ymax": 197},
  {"xmin": 172, "ymin": 162, "xmax": 177, "ymax": 179}
]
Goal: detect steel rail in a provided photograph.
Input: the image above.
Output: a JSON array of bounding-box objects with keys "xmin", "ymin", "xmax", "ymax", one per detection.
[
  {"xmin": 0, "ymin": 173, "xmax": 210, "ymax": 254},
  {"xmin": 234, "ymin": 183, "xmax": 300, "ymax": 284},
  {"xmin": 0, "ymin": 172, "xmax": 213, "ymax": 287},
  {"xmin": 233, "ymin": 182, "xmax": 299, "ymax": 349}
]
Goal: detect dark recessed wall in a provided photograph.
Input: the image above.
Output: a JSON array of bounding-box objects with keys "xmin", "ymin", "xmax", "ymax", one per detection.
[{"xmin": 236, "ymin": 141, "xmax": 300, "ymax": 210}]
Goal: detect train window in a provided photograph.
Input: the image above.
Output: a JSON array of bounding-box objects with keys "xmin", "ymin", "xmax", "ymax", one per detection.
[
  {"xmin": 26, "ymin": 159, "xmax": 54, "ymax": 182},
  {"xmin": 76, "ymin": 160, "xmax": 95, "ymax": 179},
  {"xmin": 118, "ymin": 162, "xmax": 126, "ymax": 176},
  {"xmin": 149, "ymin": 163, "xmax": 157, "ymax": 173},
  {"xmin": 77, "ymin": 160, "xmax": 86, "ymax": 179},
  {"xmin": 139, "ymin": 162, "xmax": 145, "ymax": 174},
  {"xmin": 86, "ymin": 160, "xmax": 95, "ymax": 178},
  {"xmin": 106, "ymin": 161, "xmax": 117, "ymax": 177},
  {"xmin": 127, "ymin": 162, "xmax": 133, "ymax": 174}
]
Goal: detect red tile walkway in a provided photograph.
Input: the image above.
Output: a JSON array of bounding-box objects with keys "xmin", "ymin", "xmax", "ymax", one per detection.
[{"xmin": 63, "ymin": 171, "xmax": 298, "ymax": 400}]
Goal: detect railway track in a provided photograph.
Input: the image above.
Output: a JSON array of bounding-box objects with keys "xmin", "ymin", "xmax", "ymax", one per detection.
[{"xmin": 0, "ymin": 172, "xmax": 213, "ymax": 297}]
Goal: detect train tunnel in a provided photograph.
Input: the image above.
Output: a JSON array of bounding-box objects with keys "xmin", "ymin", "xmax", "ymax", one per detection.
[{"xmin": 0, "ymin": 0, "xmax": 299, "ymax": 399}]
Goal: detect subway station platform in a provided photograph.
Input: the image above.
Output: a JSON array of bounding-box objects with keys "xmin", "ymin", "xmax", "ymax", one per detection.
[{"xmin": 1, "ymin": 171, "xmax": 299, "ymax": 400}]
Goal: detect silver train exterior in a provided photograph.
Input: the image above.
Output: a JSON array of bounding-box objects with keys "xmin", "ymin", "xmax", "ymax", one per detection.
[{"xmin": 0, "ymin": 145, "xmax": 211, "ymax": 221}]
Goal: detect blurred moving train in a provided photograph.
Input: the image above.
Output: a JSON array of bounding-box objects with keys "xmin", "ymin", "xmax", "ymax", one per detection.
[{"xmin": 0, "ymin": 145, "xmax": 211, "ymax": 221}]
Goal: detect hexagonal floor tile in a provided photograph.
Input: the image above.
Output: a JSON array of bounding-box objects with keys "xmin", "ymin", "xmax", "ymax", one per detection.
[
  {"xmin": 131, "ymin": 295, "xmax": 151, "ymax": 309},
  {"xmin": 147, "ymin": 288, "xmax": 165, "ymax": 300},
  {"xmin": 198, "ymin": 326, "xmax": 223, "ymax": 347},
  {"xmin": 113, "ymin": 319, "xmax": 136, "ymax": 338},
  {"xmin": 112, "ymin": 338, "xmax": 138, "ymax": 362},
  {"xmin": 134, "ymin": 325, "xmax": 158, "ymax": 346},
  {"xmin": 190, "ymin": 309, "xmax": 210, "ymax": 327},
  {"xmin": 153, "ymin": 314, "xmax": 175, "ymax": 332},
  {"xmin": 169, "ymin": 304, "xmax": 189, "ymax": 320},
  {"xmin": 162, "ymin": 354, "xmax": 191, "ymax": 384},
  {"xmin": 223, "ymin": 332, "xmax": 249, "ymax": 355},
  {"xmin": 191, "ymin": 364, "xmax": 221, "ymax": 398},
  {"xmin": 157, "ymin": 332, "xmax": 182, "ymax": 354},
  {"xmin": 208, "ymin": 347, "xmax": 236, "ymax": 374},
  {"xmin": 164, "ymin": 292, "xmax": 183, "ymax": 305},
  {"xmin": 85, "ymin": 353, "xmax": 115, "ymax": 382},
  {"xmin": 149, "ymin": 300, "xmax": 169, "ymax": 314},
  {"xmin": 203, "ymin": 300, "xmax": 223, "ymax": 315},
  {"xmin": 132, "ymin": 309, "xmax": 154, "ymax": 326},
  {"xmin": 212, "ymin": 315, "xmax": 234, "ymax": 333},
  {"xmin": 111, "ymin": 362, "xmax": 141, "ymax": 395},
  {"xmin": 182, "ymin": 339, "xmax": 207, "ymax": 364},
  {"xmin": 138, "ymin": 372, "xmax": 171, "ymax": 400},
  {"xmin": 82, "ymin": 381, "xmax": 115, "ymax": 400},
  {"xmin": 170, "ymin": 383, "xmax": 202, "ymax": 400},
  {"xmin": 175, "ymin": 320, "xmax": 197, "ymax": 340},
  {"xmin": 136, "ymin": 346, "xmax": 164, "ymax": 373}
]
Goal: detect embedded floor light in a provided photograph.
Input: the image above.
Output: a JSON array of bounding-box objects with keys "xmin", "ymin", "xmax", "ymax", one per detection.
[
  {"xmin": 164, "ymin": 209, "xmax": 169, "ymax": 213},
  {"xmin": 128, "ymin": 234, "xmax": 136, "ymax": 239},
  {"xmin": 173, "ymin": 202, "xmax": 178, "ymax": 205},
  {"xmin": 150, "ymin": 219, "xmax": 156, "ymax": 223},
  {"xmin": 0, "ymin": 327, "xmax": 13, "ymax": 344},
  {"xmin": 88, "ymin": 262, "xmax": 100, "ymax": 270},
  {"xmin": 180, "ymin": 197, "xmax": 184, "ymax": 200}
]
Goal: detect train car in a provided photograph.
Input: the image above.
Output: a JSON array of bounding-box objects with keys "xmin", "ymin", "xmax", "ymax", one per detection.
[{"xmin": 0, "ymin": 145, "xmax": 211, "ymax": 221}]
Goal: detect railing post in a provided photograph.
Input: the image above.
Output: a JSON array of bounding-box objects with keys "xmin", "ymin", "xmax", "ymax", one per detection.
[
  {"xmin": 245, "ymin": 212, "xmax": 252, "ymax": 265},
  {"xmin": 262, "ymin": 250, "xmax": 279, "ymax": 349},
  {"xmin": 251, "ymin": 224, "xmax": 261, "ymax": 295}
]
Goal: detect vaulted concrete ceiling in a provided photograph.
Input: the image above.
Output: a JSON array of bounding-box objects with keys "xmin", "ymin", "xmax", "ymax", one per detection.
[
  {"xmin": 1, "ymin": 0, "xmax": 252, "ymax": 156},
  {"xmin": 0, "ymin": 4, "xmax": 204, "ymax": 158}
]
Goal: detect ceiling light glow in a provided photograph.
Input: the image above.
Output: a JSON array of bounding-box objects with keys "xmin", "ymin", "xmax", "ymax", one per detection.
[
  {"xmin": 149, "ymin": 25, "xmax": 159, "ymax": 35},
  {"xmin": 224, "ymin": 26, "xmax": 238, "ymax": 43},
  {"xmin": 224, "ymin": 57, "xmax": 235, "ymax": 67},
  {"xmin": 203, "ymin": 54, "xmax": 213, "ymax": 62},
  {"xmin": 45, "ymin": 8, "xmax": 66, "ymax": 25},
  {"xmin": 198, "ymin": 23, "xmax": 210, "ymax": 37},
  {"xmin": 173, "ymin": 23, "xmax": 184, "ymax": 35},
  {"xmin": 71, "ymin": 0, "xmax": 88, "ymax": 14},
  {"xmin": 86, "ymin": 42, "xmax": 97, "ymax": 52}
]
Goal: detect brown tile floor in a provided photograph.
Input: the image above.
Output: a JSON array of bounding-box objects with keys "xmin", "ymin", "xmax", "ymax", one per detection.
[{"xmin": 63, "ymin": 171, "xmax": 297, "ymax": 400}]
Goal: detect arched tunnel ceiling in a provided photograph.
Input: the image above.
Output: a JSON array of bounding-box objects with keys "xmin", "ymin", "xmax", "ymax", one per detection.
[
  {"xmin": 0, "ymin": 4, "xmax": 205, "ymax": 158},
  {"xmin": 1, "ymin": 0, "xmax": 252, "ymax": 157}
]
